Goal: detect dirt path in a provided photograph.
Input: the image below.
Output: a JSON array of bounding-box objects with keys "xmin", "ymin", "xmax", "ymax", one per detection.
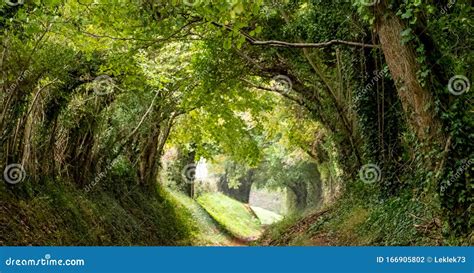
[{"xmin": 224, "ymin": 237, "xmax": 249, "ymax": 246}]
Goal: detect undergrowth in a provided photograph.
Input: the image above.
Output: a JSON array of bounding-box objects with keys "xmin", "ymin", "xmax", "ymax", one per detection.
[
  {"xmin": 261, "ymin": 179, "xmax": 472, "ymax": 246},
  {"xmin": 0, "ymin": 176, "xmax": 194, "ymax": 246}
]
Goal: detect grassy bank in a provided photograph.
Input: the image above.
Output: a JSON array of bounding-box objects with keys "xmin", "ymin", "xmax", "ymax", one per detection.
[
  {"xmin": 260, "ymin": 186, "xmax": 472, "ymax": 246},
  {"xmin": 197, "ymin": 193, "xmax": 262, "ymax": 241},
  {"xmin": 166, "ymin": 190, "xmax": 235, "ymax": 245},
  {"xmin": 0, "ymin": 179, "xmax": 194, "ymax": 246}
]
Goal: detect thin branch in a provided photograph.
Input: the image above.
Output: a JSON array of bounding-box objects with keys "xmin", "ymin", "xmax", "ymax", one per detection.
[
  {"xmin": 213, "ymin": 22, "xmax": 379, "ymax": 49},
  {"xmin": 127, "ymin": 90, "xmax": 161, "ymax": 140},
  {"xmin": 25, "ymin": 79, "xmax": 58, "ymax": 118},
  {"xmin": 248, "ymin": 38, "xmax": 379, "ymax": 49},
  {"xmin": 234, "ymin": 49, "xmax": 266, "ymax": 71},
  {"xmin": 242, "ymin": 78, "xmax": 303, "ymax": 106},
  {"xmin": 80, "ymin": 18, "xmax": 201, "ymax": 44}
]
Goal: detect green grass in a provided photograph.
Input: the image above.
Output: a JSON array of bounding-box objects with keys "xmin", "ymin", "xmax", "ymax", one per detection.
[
  {"xmin": 309, "ymin": 189, "xmax": 443, "ymax": 246},
  {"xmin": 197, "ymin": 193, "xmax": 262, "ymax": 241},
  {"xmin": 259, "ymin": 187, "xmax": 455, "ymax": 246},
  {"xmin": 166, "ymin": 190, "xmax": 234, "ymax": 245},
  {"xmin": 256, "ymin": 213, "xmax": 300, "ymax": 245},
  {"xmin": 251, "ymin": 206, "xmax": 283, "ymax": 226},
  {"xmin": 0, "ymin": 179, "xmax": 194, "ymax": 246}
]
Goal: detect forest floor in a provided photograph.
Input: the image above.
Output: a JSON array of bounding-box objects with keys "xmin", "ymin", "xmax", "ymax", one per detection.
[{"xmin": 4, "ymin": 183, "xmax": 460, "ymax": 246}]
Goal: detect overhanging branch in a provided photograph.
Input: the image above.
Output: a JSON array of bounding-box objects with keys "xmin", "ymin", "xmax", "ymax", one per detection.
[
  {"xmin": 247, "ymin": 38, "xmax": 378, "ymax": 48},
  {"xmin": 213, "ymin": 22, "xmax": 379, "ymax": 49}
]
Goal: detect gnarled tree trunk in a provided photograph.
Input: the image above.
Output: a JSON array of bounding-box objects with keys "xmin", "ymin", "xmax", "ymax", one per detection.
[{"xmin": 375, "ymin": 4, "xmax": 444, "ymax": 146}]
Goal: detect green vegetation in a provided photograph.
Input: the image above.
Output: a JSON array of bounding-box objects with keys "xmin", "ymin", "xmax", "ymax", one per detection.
[
  {"xmin": 167, "ymin": 190, "xmax": 235, "ymax": 246},
  {"xmin": 1, "ymin": 0, "xmax": 472, "ymax": 246},
  {"xmin": 0, "ymin": 180, "xmax": 194, "ymax": 246},
  {"xmin": 251, "ymin": 206, "xmax": 283, "ymax": 226},
  {"xmin": 198, "ymin": 193, "xmax": 262, "ymax": 241},
  {"xmin": 260, "ymin": 188, "xmax": 448, "ymax": 246}
]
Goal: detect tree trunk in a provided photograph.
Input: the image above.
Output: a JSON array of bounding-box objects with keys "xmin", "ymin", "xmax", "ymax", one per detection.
[
  {"xmin": 288, "ymin": 180, "xmax": 308, "ymax": 211},
  {"xmin": 185, "ymin": 149, "xmax": 196, "ymax": 198},
  {"xmin": 138, "ymin": 124, "xmax": 161, "ymax": 188},
  {"xmin": 375, "ymin": 4, "xmax": 444, "ymax": 145},
  {"xmin": 218, "ymin": 169, "xmax": 254, "ymax": 203}
]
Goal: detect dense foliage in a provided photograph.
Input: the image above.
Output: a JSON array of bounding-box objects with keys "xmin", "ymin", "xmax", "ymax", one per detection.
[{"xmin": 1, "ymin": 0, "xmax": 472, "ymax": 245}]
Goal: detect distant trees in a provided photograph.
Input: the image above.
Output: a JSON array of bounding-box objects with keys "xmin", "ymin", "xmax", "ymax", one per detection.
[{"xmin": 217, "ymin": 165, "xmax": 255, "ymax": 203}]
